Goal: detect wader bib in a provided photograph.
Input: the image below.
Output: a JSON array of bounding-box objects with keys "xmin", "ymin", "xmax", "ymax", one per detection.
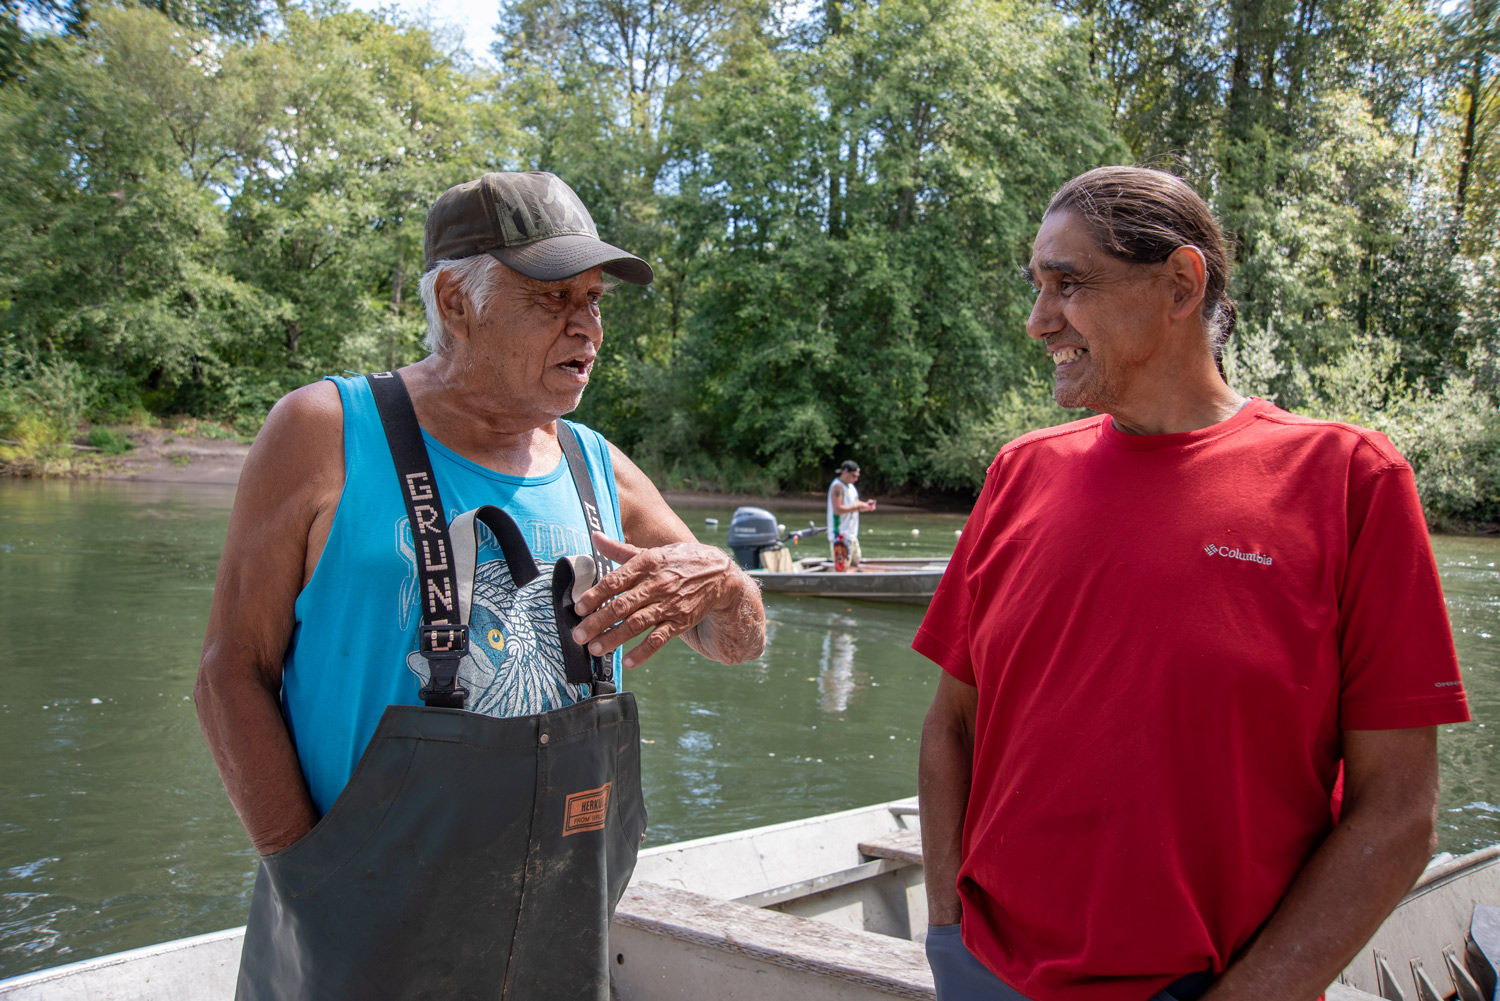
[{"xmin": 235, "ymin": 372, "xmax": 646, "ymax": 1001}]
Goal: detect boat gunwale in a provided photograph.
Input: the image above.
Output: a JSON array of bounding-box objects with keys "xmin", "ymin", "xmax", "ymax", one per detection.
[
  {"xmin": 1403, "ymin": 843, "xmax": 1500, "ymax": 896},
  {"xmin": 4, "ymin": 795, "xmax": 1481, "ymax": 1001},
  {"xmin": 0, "ymin": 926, "xmax": 245, "ymax": 991},
  {"xmin": 636, "ymin": 797, "xmax": 919, "ymax": 861}
]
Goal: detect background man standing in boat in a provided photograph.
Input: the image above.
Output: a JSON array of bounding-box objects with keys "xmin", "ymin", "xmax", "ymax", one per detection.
[
  {"xmin": 195, "ymin": 171, "xmax": 766, "ymax": 999},
  {"xmin": 915, "ymin": 166, "xmax": 1469, "ymax": 1001},
  {"xmin": 827, "ymin": 459, "xmax": 875, "ymax": 569}
]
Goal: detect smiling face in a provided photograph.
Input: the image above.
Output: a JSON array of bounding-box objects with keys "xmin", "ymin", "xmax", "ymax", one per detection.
[
  {"xmin": 1023, "ymin": 210, "xmax": 1172, "ymax": 413},
  {"xmin": 462, "ymin": 264, "xmax": 609, "ymax": 421}
]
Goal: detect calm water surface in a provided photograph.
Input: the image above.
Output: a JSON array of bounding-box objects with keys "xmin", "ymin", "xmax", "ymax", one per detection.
[{"xmin": 0, "ymin": 479, "xmax": 1496, "ymax": 978}]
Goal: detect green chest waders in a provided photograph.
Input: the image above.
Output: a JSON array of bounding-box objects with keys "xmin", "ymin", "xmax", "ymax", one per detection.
[{"xmin": 234, "ymin": 372, "xmax": 647, "ymax": 1001}]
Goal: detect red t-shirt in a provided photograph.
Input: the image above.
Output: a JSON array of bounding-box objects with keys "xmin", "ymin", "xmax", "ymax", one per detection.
[{"xmin": 912, "ymin": 399, "xmax": 1469, "ymax": 1001}]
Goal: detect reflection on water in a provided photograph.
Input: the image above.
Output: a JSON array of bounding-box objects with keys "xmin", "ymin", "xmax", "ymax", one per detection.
[
  {"xmin": 0, "ymin": 484, "xmax": 1497, "ymax": 981},
  {"xmin": 818, "ymin": 622, "xmax": 859, "ymax": 714},
  {"xmin": 629, "ymin": 590, "xmax": 934, "ymax": 846}
]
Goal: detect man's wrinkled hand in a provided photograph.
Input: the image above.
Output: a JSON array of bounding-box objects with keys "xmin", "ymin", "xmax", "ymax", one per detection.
[{"xmin": 571, "ymin": 533, "xmax": 745, "ymax": 669}]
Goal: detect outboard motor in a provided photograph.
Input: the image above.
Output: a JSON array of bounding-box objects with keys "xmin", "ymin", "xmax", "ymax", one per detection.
[{"xmin": 727, "ymin": 506, "xmax": 780, "ymax": 570}]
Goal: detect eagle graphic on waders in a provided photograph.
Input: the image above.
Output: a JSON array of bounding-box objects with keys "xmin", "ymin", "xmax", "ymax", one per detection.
[{"xmin": 235, "ymin": 372, "xmax": 646, "ymax": 1001}]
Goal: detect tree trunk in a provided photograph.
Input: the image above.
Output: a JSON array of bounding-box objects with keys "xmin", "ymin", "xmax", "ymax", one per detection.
[
  {"xmin": 1227, "ymin": 0, "xmax": 1258, "ymax": 145},
  {"xmin": 1456, "ymin": 57, "xmax": 1481, "ymax": 225},
  {"xmin": 829, "ymin": 156, "xmax": 842, "ymax": 238},
  {"xmin": 1411, "ymin": 77, "xmax": 1424, "ymax": 163},
  {"xmin": 389, "ymin": 265, "xmax": 405, "ymax": 368}
]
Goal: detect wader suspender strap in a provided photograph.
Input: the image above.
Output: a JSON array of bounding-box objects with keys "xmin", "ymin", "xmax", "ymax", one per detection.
[
  {"xmin": 555, "ymin": 421, "xmax": 616, "ymax": 694},
  {"xmin": 367, "ymin": 371, "xmax": 617, "ymax": 703},
  {"xmin": 367, "ymin": 372, "xmax": 469, "ymax": 709}
]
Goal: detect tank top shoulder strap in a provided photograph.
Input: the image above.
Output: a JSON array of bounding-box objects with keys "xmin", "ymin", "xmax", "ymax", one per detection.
[{"xmin": 325, "ymin": 374, "xmax": 393, "ymax": 503}]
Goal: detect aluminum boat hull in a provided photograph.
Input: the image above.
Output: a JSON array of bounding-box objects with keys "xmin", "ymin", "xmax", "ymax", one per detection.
[
  {"xmin": 749, "ymin": 558, "xmax": 947, "ymax": 605},
  {"xmin": 5, "ymin": 797, "xmax": 1493, "ymax": 1001}
]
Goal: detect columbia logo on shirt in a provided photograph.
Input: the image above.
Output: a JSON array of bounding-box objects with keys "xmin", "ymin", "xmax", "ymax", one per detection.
[{"xmin": 1203, "ymin": 543, "xmax": 1274, "ymax": 566}]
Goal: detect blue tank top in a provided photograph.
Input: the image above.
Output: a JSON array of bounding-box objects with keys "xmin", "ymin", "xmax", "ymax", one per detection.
[{"xmin": 283, "ymin": 375, "xmax": 625, "ymax": 815}]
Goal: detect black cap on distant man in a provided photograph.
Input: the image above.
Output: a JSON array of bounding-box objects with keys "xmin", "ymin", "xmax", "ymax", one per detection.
[{"xmin": 424, "ymin": 172, "xmax": 654, "ymax": 285}]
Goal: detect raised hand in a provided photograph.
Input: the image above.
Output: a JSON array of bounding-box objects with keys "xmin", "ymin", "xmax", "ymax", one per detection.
[{"xmin": 570, "ymin": 533, "xmax": 752, "ymax": 669}]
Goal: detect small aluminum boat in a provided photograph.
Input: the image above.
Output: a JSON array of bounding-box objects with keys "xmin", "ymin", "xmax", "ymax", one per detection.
[
  {"xmin": 748, "ymin": 557, "xmax": 949, "ymax": 605},
  {"xmin": 724, "ymin": 506, "xmax": 948, "ymax": 605},
  {"xmin": 4, "ymin": 799, "xmax": 1496, "ymax": 1001}
]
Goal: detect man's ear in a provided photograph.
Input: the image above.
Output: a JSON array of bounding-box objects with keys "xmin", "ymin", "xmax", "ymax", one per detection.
[
  {"xmin": 1164, "ymin": 245, "xmax": 1209, "ymax": 322},
  {"xmin": 434, "ymin": 270, "xmax": 472, "ymax": 343}
]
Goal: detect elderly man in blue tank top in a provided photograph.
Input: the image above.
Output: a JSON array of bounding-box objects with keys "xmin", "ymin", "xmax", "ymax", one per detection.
[{"xmin": 194, "ymin": 172, "xmax": 767, "ymax": 1001}]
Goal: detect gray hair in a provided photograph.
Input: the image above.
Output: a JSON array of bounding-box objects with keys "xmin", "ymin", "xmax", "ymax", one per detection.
[{"xmin": 418, "ymin": 254, "xmax": 506, "ymax": 356}]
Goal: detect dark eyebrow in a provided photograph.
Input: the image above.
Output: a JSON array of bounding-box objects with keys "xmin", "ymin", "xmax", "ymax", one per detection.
[{"xmin": 1022, "ymin": 259, "xmax": 1085, "ymax": 286}]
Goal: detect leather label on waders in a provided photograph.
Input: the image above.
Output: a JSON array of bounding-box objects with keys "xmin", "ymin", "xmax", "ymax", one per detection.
[{"xmin": 563, "ymin": 782, "xmax": 611, "ymax": 835}]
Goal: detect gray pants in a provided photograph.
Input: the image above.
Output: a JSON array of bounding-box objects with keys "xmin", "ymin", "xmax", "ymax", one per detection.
[{"xmin": 925, "ymin": 924, "xmax": 1208, "ymax": 1001}]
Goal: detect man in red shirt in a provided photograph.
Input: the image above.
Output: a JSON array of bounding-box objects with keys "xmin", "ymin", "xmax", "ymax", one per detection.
[{"xmin": 914, "ymin": 166, "xmax": 1469, "ymax": 1001}]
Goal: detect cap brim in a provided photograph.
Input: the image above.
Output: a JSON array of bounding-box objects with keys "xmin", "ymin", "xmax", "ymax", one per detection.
[{"xmin": 489, "ymin": 234, "xmax": 654, "ymax": 285}]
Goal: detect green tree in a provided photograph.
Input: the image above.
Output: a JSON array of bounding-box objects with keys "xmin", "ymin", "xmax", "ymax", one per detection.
[
  {"xmin": 225, "ymin": 6, "xmax": 491, "ymax": 382},
  {"xmin": 1439, "ymin": 0, "xmax": 1500, "ymax": 249},
  {"xmin": 0, "ymin": 2, "xmax": 497, "ymax": 422},
  {"xmin": 652, "ymin": 0, "xmax": 1124, "ymax": 487},
  {"xmin": 0, "ymin": 6, "xmax": 279, "ymax": 416},
  {"xmin": 495, "ymin": 0, "xmax": 759, "ymax": 443}
]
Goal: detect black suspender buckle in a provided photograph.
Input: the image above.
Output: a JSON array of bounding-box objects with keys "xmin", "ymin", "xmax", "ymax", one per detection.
[
  {"xmin": 418, "ymin": 680, "xmax": 469, "ymax": 710},
  {"xmin": 591, "ymin": 670, "xmax": 617, "ymax": 697},
  {"xmin": 418, "ymin": 624, "xmax": 470, "ymax": 709},
  {"xmin": 420, "ymin": 623, "xmax": 469, "ymax": 656}
]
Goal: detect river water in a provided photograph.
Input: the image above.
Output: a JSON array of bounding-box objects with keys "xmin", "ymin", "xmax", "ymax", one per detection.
[{"xmin": 0, "ymin": 478, "xmax": 1496, "ymax": 979}]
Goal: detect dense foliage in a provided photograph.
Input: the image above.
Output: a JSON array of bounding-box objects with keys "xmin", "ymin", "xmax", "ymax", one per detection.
[{"xmin": 0, "ymin": 0, "xmax": 1496, "ymax": 524}]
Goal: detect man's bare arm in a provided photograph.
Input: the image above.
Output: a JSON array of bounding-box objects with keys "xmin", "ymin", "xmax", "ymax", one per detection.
[
  {"xmin": 920, "ymin": 671, "xmax": 978, "ymax": 926},
  {"xmin": 194, "ymin": 382, "xmax": 344, "ymax": 855},
  {"xmin": 1202, "ymin": 726, "xmax": 1439, "ymax": 1001},
  {"xmin": 570, "ymin": 443, "xmax": 765, "ymax": 668},
  {"xmin": 829, "ymin": 483, "xmax": 873, "ymax": 514}
]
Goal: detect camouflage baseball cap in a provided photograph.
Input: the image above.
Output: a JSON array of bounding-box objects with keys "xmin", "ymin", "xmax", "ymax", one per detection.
[{"xmin": 423, "ymin": 172, "xmax": 653, "ymax": 285}]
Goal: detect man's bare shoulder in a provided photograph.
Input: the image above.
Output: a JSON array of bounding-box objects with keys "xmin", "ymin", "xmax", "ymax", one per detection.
[
  {"xmin": 260, "ymin": 380, "xmax": 341, "ymax": 444},
  {"xmin": 240, "ymin": 380, "xmax": 344, "ymax": 500}
]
